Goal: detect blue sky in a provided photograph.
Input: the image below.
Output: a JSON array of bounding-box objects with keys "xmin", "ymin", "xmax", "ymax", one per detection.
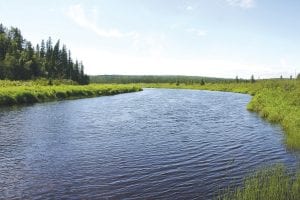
[{"xmin": 0, "ymin": 0, "xmax": 299, "ymax": 78}]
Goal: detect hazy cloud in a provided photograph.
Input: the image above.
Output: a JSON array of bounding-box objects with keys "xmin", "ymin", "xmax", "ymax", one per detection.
[
  {"xmin": 186, "ymin": 5, "xmax": 194, "ymax": 10},
  {"xmin": 67, "ymin": 4, "xmax": 132, "ymax": 38},
  {"xmin": 225, "ymin": 0, "xmax": 255, "ymax": 8},
  {"xmin": 186, "ymin": 28, "xmax": 207, "ymax": 37}
]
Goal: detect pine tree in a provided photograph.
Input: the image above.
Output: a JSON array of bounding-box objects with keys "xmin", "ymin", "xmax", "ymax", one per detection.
[
  {"xmin": 40, "ymin": 39, "xmax": 45, "ymax": 58},
  {"xmin": 0, "ymin": 24, "xmax": 89, "ymax": 83}
]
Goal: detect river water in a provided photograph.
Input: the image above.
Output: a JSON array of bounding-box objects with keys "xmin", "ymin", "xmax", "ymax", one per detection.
[{"xmin": 0, "ymin": 89, "xmax": 298, "ymax": 199}]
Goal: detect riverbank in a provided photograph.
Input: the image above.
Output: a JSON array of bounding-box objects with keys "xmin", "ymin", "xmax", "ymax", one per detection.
[
  {"xmin": 219, "ymin": 164, "xmax": 300, "ymax": 200},
  {"xmin": 140, "ymin": 80, "xmax": 300, "ymax": 150},
  {"xmin": 139, "ymin": 80, "xmax": 300, "ymax": 199},
  {"xmin": 0, "ymin": 80, "xmax": 142, "ymax": 106}
]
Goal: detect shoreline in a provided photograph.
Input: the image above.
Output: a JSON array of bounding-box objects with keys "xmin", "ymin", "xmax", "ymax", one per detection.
[
  {"xmin": 0, "ymin": 83, "xmax": 142, "ymax": 107},
  {"xmin": 139, "ymin": 81, "xmax": 300, "ymax": 150}
]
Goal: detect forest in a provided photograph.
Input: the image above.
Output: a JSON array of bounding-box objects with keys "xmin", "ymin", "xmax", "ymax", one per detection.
[{"xmin": 0, "ymin": 24, "xmax": 89, "ymax": 84}]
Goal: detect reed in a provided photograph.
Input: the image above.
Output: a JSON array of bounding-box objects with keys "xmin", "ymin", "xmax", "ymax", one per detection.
[{"xmin": 218, "ymin": 165, "xmax": 300, "ymax": 200}]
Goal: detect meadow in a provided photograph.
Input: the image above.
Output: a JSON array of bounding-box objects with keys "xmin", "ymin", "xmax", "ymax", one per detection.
[{"xmin": 0, "ymin": 79, "xmax": 142, "ymax": 106}]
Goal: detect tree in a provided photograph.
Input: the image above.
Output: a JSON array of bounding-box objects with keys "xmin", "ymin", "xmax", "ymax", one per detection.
[
  {"xmin": 251, "ymin": 75, "xmax": 255, "ymax": 83},
  {"xmin": 40, "ymin": 39, "xmax": 45, "ymax": 58},
  {"xmin": 72, "ymin": 60, "xmax": 80, "ymax": 82},
  {"xmin": 0, "ymin": 24, "xmax": 89, "ymax": 83},
  {"xmin": 235, "ymin": 76, "xmax": 239, "ymax": 83},
  {"xmin": 0, "ymin": 24, "xmax": 5, "ymax": 34},
  {"xmin": 59, "ymin": 45, "xmax": 68, "ymax": 78},
  {"xmin": 200, "ymin": 79, "xmax": 205, "ymax": 85},
  {"xmin": 297, "ymin": 74, "xmax": 300, "ymax": 80},
  {"xmin": 67, "ymin": 50, "xmax": 73, "ymax": 79},
  {"xmin": 45, "ymin": 37, "xmax": 53, "ymax": 79}
]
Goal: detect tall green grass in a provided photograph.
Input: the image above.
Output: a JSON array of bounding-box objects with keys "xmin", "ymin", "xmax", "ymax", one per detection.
[
  {"xmin": 0, "ymin": 80, "xmax": 142, "ymax": 106},
  {"xmin": 141, "ymin": 80, "xmax": 300, "ymax": 150},
  {"xmin": 218, "ymin": 165, "xmax": 300, "ymax": 200}
]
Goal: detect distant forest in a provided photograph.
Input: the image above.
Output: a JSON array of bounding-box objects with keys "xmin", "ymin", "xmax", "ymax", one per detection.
[
  {"xmin": 0, "ymin": 23, "xmax": 89, "ymax": 84},
  {"xmin": 90, "ymin": 75, "xmax": 242, "ymax": 84},
  {"xmin": 90, "ymin": 75, "xmax": 300, "ymax": 84}
]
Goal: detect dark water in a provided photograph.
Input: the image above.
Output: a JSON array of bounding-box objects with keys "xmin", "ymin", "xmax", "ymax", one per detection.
[{"xmin": 0, "ymin": 89, "xmax": 299, "ymax": 199}]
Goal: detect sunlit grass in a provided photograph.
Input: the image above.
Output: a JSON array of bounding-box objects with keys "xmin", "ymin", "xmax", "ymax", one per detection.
[
  {"xmin": 218, "ymin": 165, "xmax": 300, "ymax": 200},
  {"xmin": 0, "ymin": 80, "xmax": 142, "ymax": 106}
]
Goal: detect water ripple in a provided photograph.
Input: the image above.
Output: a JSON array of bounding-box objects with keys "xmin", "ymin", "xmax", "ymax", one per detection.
[{"xmin": 0, "ymin": 89, "xmax": 299, "ymax": 199}]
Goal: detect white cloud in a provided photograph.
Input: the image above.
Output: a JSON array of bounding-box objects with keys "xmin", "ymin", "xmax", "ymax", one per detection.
[
  {"xmin": 186, "ymin": 28, "xmax": 207, "ymax": 37},
  {"xmin": 67, "ymin": 4, "xmax": 133, "ymax": 38},
  {"xmin": 225, "ymin": 0, "xmax": 255, "ymax": 8},
  {"xmin": 186, "ymin": 6, "xmax": 194, "ymax": 10}
]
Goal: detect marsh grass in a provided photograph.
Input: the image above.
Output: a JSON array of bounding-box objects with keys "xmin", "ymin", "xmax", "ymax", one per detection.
[
  {"xmin": 0, "ymin": 80, "xmax": 142, "ymax": 106},
  {"xmin": 218, "ymin": 165, "xmax": 300, "ymax": 200}
]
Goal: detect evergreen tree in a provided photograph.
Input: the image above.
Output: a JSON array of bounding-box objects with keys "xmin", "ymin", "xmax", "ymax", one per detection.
[
  {"xmin": 200, "ymin": 79, "xmax": 205, "ymax": 85},
  {"xmin": 40, "ymin": 39, "xmax": 45, "ymax": 58},
  {"xmin": 0, "ymin": 24, "xmax": 89, "ymax": 84},
  {"xmin": 67, "ymin": 50, "xmax": 73, "ymax": 79}
]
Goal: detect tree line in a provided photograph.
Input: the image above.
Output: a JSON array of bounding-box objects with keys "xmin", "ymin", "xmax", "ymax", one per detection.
[
  {"xmin": 91, "ymin": 74, "xmax": 300, "ymax": 85},
  {"xmin": 0, "ymin": 24, "xmax": 89, "ymax": 84},
  {"xmin": 90, "ymin": 75, "xmax": 239, "ymax": 84}
]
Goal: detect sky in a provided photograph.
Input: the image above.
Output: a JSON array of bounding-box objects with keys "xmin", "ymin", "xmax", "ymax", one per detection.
[{"xmin": 0, "ymin": 0, "xmax": 299, "ymax": 78}]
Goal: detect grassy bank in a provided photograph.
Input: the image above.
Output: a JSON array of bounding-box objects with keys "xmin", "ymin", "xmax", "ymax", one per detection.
[
  {"xmin": 218, "ymin": 165, "xmax": 300, "ymax": 200},
  {"xmin": 0, "ymin": 80, "xmax": 142, "ymax": 106},
  {"xmin": 140, "ymin": 80, "xmax": 300, "ymax": 150}
]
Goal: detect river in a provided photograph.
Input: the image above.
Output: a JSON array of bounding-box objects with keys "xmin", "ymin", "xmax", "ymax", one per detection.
[{"xmin": 0, "ymin": 89, "xmax": 298, "ymax": 199}]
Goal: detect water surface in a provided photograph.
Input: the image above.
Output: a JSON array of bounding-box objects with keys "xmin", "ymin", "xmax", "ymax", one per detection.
[{"xmin": 0, "ymin": 89, "xmax": 298, "ymax": 199}]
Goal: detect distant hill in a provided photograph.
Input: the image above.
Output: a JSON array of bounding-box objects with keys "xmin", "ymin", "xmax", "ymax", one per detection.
[{"xmin": 90, "ymin": 75, "xmax": 238, "ymax": 84}]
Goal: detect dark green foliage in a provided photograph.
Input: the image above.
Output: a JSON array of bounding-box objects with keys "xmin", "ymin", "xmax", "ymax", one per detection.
[
  {"xmin": 0, "ymin": 23, "xmax": 89, "ymax": 84},
  {"xmin": 200, "ymin": 79, "xmax": 205, "ymax": 85}
]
